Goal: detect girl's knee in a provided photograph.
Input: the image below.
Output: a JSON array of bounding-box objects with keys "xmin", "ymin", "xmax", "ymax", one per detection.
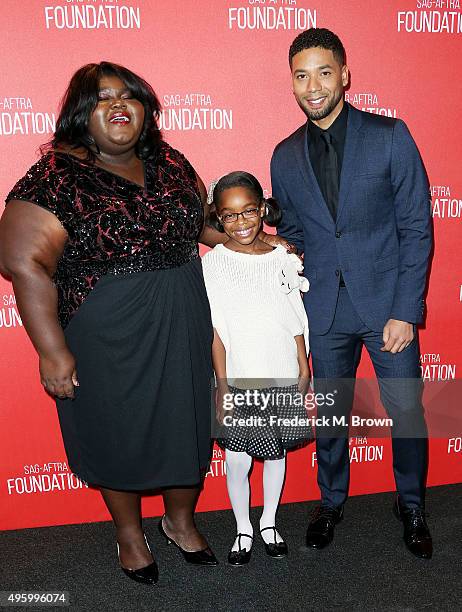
[{"xmin": 226, "ymin": 450, "xmax": 252, "ymax": 475}]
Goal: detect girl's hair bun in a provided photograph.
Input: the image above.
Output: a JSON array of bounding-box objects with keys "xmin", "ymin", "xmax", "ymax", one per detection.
[{"xmin": 262, "ymin": 196, "xmax": 282, "ymax": 227}]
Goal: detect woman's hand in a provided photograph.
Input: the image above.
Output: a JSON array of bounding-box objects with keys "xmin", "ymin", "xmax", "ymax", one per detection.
[
  {"xmin": 0, "ymin": 200, "xmax": 72, "ymax": 400},
  {"xmin": 39, "ymin": 349, "xmax": 79, "ymax": 399}
]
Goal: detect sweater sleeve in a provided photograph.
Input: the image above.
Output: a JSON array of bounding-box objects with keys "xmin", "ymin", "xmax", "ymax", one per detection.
[
  {"xmin": 201, "ymin": 253, "xmax": 229, "ymax": 349},
  {"xmin": 288, "ymin": 290, "xmax": 309, "ymax": 355},
  {"xmin": 279, "ymin": 251, "xmax": 310, "ymax": 354}
]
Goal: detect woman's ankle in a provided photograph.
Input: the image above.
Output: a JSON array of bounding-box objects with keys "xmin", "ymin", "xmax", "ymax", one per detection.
[{"xmin": 115, "ymin": 524, "xmax": 145, "ymax": 545}]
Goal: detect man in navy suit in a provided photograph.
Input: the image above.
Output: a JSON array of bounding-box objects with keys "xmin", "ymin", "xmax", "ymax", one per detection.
[{"xmin": 271, "ymin": 28, "xmax": 433, "ymax": 558}]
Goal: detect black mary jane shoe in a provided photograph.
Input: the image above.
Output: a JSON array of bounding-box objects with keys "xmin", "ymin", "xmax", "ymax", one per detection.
[
  {"xmin": 260, "ymin": 527, "xmax": 288, "ymax": 558},
  {"xmin": 393, "ymin": 498, "xmax": 433, "ymax": 560},
  {"xmin": 117, "ymin": 534, "xmax": 159, "ymax": 585},
  {"xmin": 158, "ymin": 516, "xmax": 219, "ymax": 566},
  {"xmin": 228, "ymin": 533, "xmax": 253, "ymax": 566}
]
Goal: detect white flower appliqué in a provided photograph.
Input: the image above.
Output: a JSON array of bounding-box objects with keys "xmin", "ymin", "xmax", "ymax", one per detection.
[{"xmin": 278, "ymin": 254, "xmax": 310, "ymax": 294}]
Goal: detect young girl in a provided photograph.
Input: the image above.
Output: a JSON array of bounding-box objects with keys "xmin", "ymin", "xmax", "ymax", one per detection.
[{"xmin": 201, "ymin": 171, "xmax": 312, "ymax": 566}]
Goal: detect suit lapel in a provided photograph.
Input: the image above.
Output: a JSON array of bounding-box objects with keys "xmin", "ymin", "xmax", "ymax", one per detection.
[
  {"xmin": 293, "ymin": 122, "xmax": 335, "ymax": 228},
  {"xmin": 337, "ymin": 104, "xmax": 365, "ymax": 222}
]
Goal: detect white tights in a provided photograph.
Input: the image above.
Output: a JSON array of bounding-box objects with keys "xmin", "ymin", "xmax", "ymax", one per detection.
[{"xmin": 225, "ymin": 449, "xmax": 286, "ymax": 551}]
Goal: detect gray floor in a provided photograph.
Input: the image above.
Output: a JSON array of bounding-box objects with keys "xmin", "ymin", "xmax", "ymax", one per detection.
[{"xmin": 1, "ymin": 484, "xmax": 461, "ymax": 611}]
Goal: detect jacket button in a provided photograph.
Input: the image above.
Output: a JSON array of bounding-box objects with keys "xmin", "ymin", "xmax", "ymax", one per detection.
[
  {"xmin": 335, "ymin": 231, "xmax": 341, "ymax": 238},
  {"xmin": 335, "ymin": 269, "xmax": 340, "ymax": 276}
]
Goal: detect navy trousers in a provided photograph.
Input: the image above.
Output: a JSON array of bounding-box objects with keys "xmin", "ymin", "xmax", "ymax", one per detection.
[{"xmin": 310, "ymin": 287, "xmax": 428, "ymax": 509}]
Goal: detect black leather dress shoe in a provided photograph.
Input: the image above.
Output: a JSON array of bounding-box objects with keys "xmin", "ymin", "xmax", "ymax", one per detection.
[
  {"xmin": 260, "ymin": 527, "xmax": 288, "ymax": 558},
  {"xmin": 117, "ymin": 535, "xmax": 159, "ymax": 585},
  {"xmin": 228, "ymin": 533, "xmax": 253, "ymax": 566},
  {"xmin": 158, "ymin": 516, "xmax": 219, "ymax": 566},
  {"xmin": 305, "ymin": 505, "xmax": 344, "ymax": 549},
  {"xmin": 393, "ymin": 498, "xmax": 433, "ymax": 559}
]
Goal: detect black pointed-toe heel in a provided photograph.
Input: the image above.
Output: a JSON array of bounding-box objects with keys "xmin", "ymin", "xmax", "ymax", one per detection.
[
  {"xmin": 117, "ymin": 534, "xmax": 159, "ymax": 585},
  {"xmin": 260, "ymin": 526, "xmax": 288, "ymax": 558},
  {"xmin": 228, "ymin": 533, "xmax": 253, "ymax": 566},
  {"xmin": 157, "ymin": 516, "xmax": 219, "ymax": 566}
]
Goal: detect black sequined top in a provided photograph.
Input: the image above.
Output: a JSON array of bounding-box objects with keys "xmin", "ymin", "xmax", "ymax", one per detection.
[{"xmin": 6, "ymin": 143, "xmax": 203, "ymax": 328}]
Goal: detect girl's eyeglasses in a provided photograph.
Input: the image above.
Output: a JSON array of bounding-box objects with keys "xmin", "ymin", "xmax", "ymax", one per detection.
[{"xmin": 219, "ymin": 207, "xmax": 261, "ymax": 224}]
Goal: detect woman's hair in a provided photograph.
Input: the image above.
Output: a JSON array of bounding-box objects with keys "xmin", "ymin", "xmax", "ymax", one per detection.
[
  {"xmin": 208, "ymin": 171, "xmax": 282, "ymax": 233},
  {"xmin": 45, "ymin": 62, "xmax": 162, "ymax": 160}
]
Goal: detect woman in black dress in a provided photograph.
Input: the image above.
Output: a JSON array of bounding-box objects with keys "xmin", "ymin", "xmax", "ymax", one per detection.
[{"xmin": 0, "ymin": 63, "xmax": 233, "ymax": 584}]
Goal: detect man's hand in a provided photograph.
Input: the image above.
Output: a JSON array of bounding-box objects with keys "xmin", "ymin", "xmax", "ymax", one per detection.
[
  {"xmin": 260, "ymin": 231, "xmax": 298, "ymax": 254},
  {"xmin": 381, "ymin": 319, "xmax": 414, "ymax": 354}
]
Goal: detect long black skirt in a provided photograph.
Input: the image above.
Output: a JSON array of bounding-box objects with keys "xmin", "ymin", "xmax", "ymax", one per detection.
[{"xmin": 56, "ymin": 258, "xmax": 214, "ymax": 490}]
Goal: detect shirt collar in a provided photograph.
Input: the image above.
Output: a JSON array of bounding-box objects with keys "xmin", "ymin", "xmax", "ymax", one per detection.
[{"xmin": 307, "ymin": 101, "xmax": 349, "ymax": 143}]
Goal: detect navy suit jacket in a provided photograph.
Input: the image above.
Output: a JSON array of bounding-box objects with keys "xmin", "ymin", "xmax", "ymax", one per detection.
[{"xmin": 271, "ymin": 104, "xmax": 432, "ymax": 335}]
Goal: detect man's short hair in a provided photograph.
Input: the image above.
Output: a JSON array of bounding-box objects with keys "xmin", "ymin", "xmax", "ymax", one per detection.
[{"xmin": 289, "ymin": 28, "xmax": 346, "ymax": 67}]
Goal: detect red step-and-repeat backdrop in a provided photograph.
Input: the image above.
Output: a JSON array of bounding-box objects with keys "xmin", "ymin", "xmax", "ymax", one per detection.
[{"xmin": 1, "ymin": 0, "xmax": 461, "ymax": 531}]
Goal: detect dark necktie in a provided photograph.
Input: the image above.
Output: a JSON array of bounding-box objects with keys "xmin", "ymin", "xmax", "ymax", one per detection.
[{"xmin": 320, "ymin": 131, "xmax": 339, "ymax": 220}]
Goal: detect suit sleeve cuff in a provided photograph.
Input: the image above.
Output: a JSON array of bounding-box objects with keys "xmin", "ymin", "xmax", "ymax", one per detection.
[{"xmin": 389, "ymin": 300, "xmax": 425, "ymax": 325}]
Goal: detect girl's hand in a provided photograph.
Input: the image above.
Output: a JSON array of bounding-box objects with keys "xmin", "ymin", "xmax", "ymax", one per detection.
[
  {"xmin": 298, "ymin": 368, "xmax": 311, "ymax": 396},
  {"xmin": 39, "ymin": 349, "xmax": 79, "ymax": 400},
  {"xmin": 215, "ymin": 380, "xmax": 231, "ymax": 425}
]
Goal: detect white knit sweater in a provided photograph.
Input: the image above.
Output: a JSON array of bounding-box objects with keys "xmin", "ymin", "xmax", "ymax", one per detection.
[{"xmin": 202, "ymin": 244, "xmax": 309, "ymax": 385}]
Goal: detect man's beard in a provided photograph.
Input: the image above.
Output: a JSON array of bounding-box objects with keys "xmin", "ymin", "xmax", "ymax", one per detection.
[{"xmin": 301, "ymin": 90, "xmax": 343, "ymax": 122}]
